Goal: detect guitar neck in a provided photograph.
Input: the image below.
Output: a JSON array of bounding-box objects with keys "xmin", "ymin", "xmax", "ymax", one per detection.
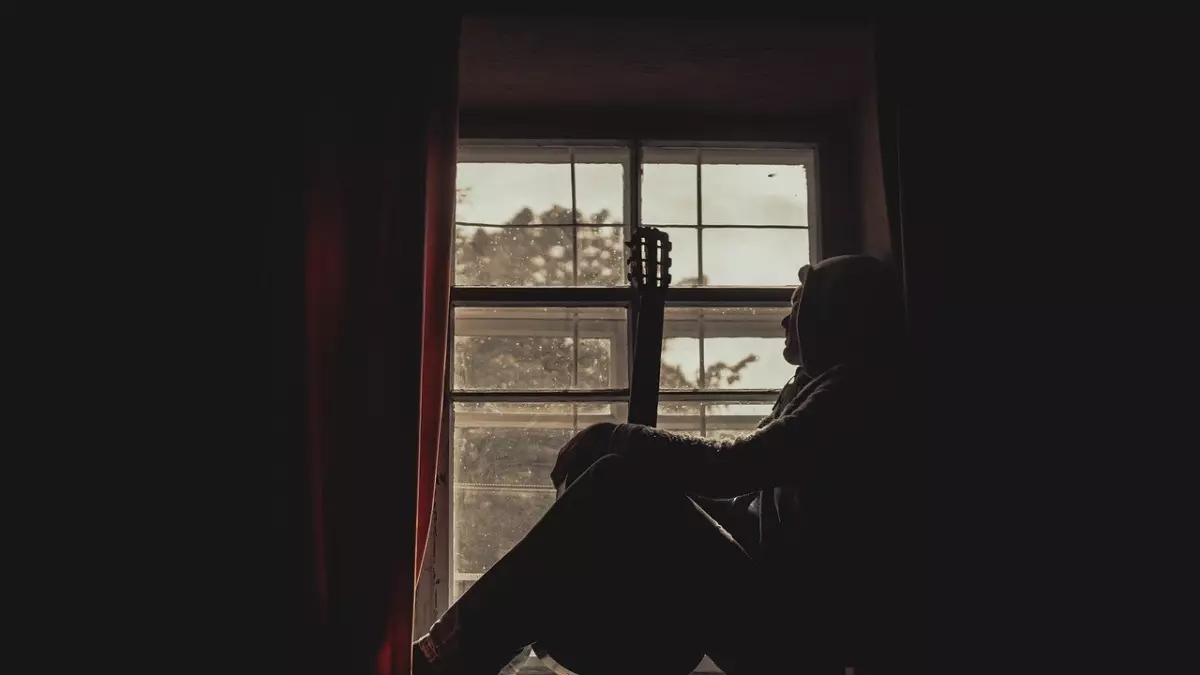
[
  {"xmin": 625, "ymin": 226, "xmax": 671, "ymax": 428},
  {"xmin": 627, "ymin": 292, "xmax": 665, "ymax": 426}
]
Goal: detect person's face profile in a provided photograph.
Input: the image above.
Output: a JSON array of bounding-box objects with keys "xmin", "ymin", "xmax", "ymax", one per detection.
[{"xmin": 781, "ymin": 265, "xmax": 811, "ymax": 366}]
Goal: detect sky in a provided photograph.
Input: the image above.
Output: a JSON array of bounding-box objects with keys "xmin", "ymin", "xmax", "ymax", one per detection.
[{"xmin": 455, "ymin": 160, "xmax": 809, "ymax": 390}]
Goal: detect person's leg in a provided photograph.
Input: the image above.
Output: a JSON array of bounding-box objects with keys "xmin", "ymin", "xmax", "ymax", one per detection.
[
  {"xmin": 690, "ymin": 494, "xmax": 762, "ymax": 558},
  {"xmin": 414, "ymin": 454, "xmax": 759, "ymax": 675}
]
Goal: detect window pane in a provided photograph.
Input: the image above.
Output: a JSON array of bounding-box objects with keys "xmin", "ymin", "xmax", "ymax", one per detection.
[
  {"xmin": 705, "ymin": 428, "xmax": 747, "ymax": 441},
  {"xmin": 697, "ymin": 306, "xmax": 791, "ymax": 338},
  {"xmin": 642, "ymin": 149, "xmax": 698, "ymax": 225},
  {"xmin": 657, "ymin": 227, "xmax": 699, "ymax": 287},
  {"xmin": 706, "ymin": 337, "xmax": 791, "ymax": 391},
  {"xmin": 701, "ymin": 228, "xmax": 810, "ymax": 286},
  {"xmin": 452, "ymin": 401, "xmax": 620, "ymax": 485},
  {"xmin": 661, "ymin": 308, "xmax": 702, "ymax": 390},
  {"xmin": 701, "ymin": 163, "xmax": 808, "ymax": 226},
  {"xmin": 456, "ymin": 152, "xmax": 572, "ymax": 225},
  {"xmin": 576, "ymin": 226, "xmax": 627, "ymax": 286},
  {"xmin": 454, "ymin": 488, "xmax": 555, "ymax": 576},
  {"xmin": 451, "ymin": 401, "xmax": 623, "ymax": 594},
  {"xmin": 453, "ymin": 308, "xmax": 628, "ymax": 390},
  {"xmin": 453, "ymin": 404, "xmax": 573, "ymax": 486},
  {"xmin": 660, "ymin": 337, "xmax": 700, "ymax": 390},
  {"xmin": 703, "ymin": 307, "xmax": 792, "ymax": 390},
  {"xmin": 574, "ymin": 147, "xmax": 626, "ymax": 224},
  {"xmin": 705, "ymin": 403, "xmax": 776, "ymax": 438},
  {"xmin": 455, "ymin": 225, "xmax": 625, "ymax": 287},
  {"xmin": 650, "ymin": 402, "xmax": 778, "ymax": 438},
  {"xmin": 576, "ymin": 402, "xmax": 618, "ymax": 418},
  {"xmin": 661, "ymin": 307, "xmax": 791, "ymax": 390},
  {"xmin": 662, "ymin": 305, "xmax": 705, "ymax": 389},
  {"xmin": 657, "ymin": 403, "xmax": 702, "ymax": 430}
]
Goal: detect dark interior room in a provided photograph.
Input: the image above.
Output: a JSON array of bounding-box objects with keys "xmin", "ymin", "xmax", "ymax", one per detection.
[{"xmin": 203, "ymin": 11, "xmax": 1196, "ymax": 675}]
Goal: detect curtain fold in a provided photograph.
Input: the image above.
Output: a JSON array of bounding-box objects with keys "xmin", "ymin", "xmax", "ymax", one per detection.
[
  {"xmin": 871, "ymin": 24, "xmax": 928, "ymax": 675},
  {"xmin": 299, "ymin": 16, "xmax": 460, "ymax": 675},
  {"xmin": 416, "ymin": 43, "xmax": 459, "ymax": 594}
]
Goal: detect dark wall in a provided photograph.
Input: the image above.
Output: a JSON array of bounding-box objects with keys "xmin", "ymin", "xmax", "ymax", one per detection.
[
  {"xmin": 878, "ymin": 19, "xmax": 1197, "ymax": 673},
  {"xmin": 459, "ymin": 17, "xmax": 875, "ymax": 116}
]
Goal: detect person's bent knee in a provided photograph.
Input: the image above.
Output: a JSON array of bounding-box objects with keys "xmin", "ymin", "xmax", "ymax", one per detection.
[
  {"xmin": 578, "ymin": 421, "xmax": 616, "ymax": 439},
  {"xmin": 572, "ymin": 453, "xmax": 657, "ymax": 497},
  {"xmin": 580, "ymin": 452, "xmax": 637, "ymax": 481},
  {"xmin": 564, "ymin": 453, "xmax": 661, "ymax": 520}
]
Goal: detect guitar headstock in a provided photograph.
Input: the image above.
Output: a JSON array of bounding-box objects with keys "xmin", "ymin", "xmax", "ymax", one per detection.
[{"xmin": 626, "ymin": 227, "xmax": 672, "ymax": 294}]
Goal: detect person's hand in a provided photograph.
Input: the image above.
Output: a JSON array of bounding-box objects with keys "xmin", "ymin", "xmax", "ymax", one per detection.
[{"xmin": 550, "ymin": 422, "xmax": 617, "ymax": 493}]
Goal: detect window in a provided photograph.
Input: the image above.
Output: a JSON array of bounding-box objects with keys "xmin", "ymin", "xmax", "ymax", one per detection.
[{"xmin": 442, "ymin": 141, "xmax": 817, "ymax": 672}]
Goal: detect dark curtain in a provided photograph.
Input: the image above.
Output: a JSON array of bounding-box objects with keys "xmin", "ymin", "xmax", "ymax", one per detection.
[{"xmin": 293, "ymin": 17, "xmax": 460, "ymax": 675}]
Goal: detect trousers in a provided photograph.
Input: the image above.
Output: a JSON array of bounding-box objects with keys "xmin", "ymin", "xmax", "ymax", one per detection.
[{"xmin": 417, "ymin": 454, "xmax": 847, "ymax": 674}]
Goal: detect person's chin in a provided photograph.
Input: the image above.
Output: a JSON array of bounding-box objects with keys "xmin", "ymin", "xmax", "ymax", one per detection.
[{"xmin": 783, "ymin": 348, "xmax": 800, "ymax": 366}]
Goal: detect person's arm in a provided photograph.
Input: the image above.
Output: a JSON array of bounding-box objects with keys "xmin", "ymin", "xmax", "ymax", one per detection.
[{"xmin": 612, "ymin": 369, "xmax": 856, "ymax": 497}]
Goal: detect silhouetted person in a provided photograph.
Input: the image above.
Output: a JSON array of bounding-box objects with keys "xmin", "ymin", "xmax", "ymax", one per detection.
[{"xmin": 414, "ymin": 255, "xmax": 915, "ymax": 675}]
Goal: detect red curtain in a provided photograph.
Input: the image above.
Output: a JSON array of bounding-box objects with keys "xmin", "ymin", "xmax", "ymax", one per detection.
[{"xmin": 299, "ymin": 17, "xmax": 460, "ymax": 675}]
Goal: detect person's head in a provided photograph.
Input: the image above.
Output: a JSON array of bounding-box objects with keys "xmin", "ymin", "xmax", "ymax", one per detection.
[
  {"xmin": 781, "ymin": 255, "xmax": 905, "ymax": 375},
  {"xmin": 781, "ymin": 265, "xmax": 810, "ymax": 366}
]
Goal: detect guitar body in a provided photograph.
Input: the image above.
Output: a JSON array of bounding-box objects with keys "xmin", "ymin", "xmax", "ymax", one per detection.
[{"xmin": 532, "ymin": 228, "xmax": 704, "ymax": 675}]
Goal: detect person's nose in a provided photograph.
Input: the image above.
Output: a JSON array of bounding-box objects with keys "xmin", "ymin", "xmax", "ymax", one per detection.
[{"xmin": 781, "ymin": 313, "xmax": 790, "ymax": 331}]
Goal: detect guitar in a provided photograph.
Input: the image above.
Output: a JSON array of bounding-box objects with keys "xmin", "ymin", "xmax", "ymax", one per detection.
[
  {"xmin": 530, "ymin": 228, "xmax": 700, "ymax": 675},
  {"xmin": 625, "ymin": 226, "xmax": 672, "ymax": 426},
  {"xmin": 545, "ymin": 227, "xmax": 672, "ymax": 497}
]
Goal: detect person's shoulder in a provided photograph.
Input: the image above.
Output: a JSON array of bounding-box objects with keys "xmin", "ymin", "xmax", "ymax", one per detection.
[
  {"xmin": 779, "ymin": 367, "xmax": 855, "ymax": 416},
  {"xmin": 822, "ymin": 362, "xmax": 906, "ymax": 382},
  {"xmin": 806, "ymin": 364, "xmax": 862, "ymax": 388},
  {"xmin": 802, "ymin": 364, "xmax": 903, "ymax": 403}
]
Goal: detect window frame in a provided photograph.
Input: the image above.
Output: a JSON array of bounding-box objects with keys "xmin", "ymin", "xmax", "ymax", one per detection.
[{"xmin": 426, "ymin": 139, "xmax": 822, "ymax": 673}]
